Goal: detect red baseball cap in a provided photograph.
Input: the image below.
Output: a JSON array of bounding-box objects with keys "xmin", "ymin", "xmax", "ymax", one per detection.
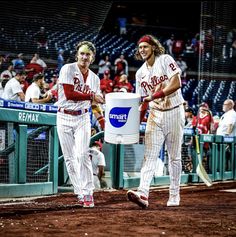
[
  {"xmin": 199, "ymin": 102, "xmax": 209, "ymax": 110},
  {"xmin": 94, "ymin": 141, "xmax": 102, "ymax": 150}
]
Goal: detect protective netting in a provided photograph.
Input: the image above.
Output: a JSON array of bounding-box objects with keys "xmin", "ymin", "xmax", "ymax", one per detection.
[
  {"xmin": 198, "ymin": 1, "xmax": 235, "ymax": 114},
  {"xmin": 0, "ymin": 1, "xmax": 112, "ymax": 58}
]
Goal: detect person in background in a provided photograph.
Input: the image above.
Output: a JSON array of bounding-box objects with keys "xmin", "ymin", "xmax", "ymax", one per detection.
[
  {"xmin": 25, "ymin": 73, "xmax": 52, "ymax": 103},
  {"xmin": 176, "ymin": 55, "xmax": 188, "ymax": 85},
  {"xmin": 100, "ymin": 70, "xmax": 113, "ymax": 97},
  {"xmin": 57, "ymin": 49, "xmax": 65, "ymax": 72},
  {"xmin": 98, "ymin": 55, "xmax": 111, "ymax": 79},
  {"xmin": 2, "ymin": 70, "xmax": 26, "ymax": 102},
  {"xmin": 216, "ymin": 99, "xmax": 236, "ymax": 137},
  {"xmin": 113, "ymin": 73, "xmax": 133, "ymax": 92},
  {"xmin": 114, "ymin": 54, "xmax": 129, "ymax": 76},
  {"xmin": 192, "ymin": 102, "xmax": 214, "ymax": 172},
  {"xmin": 216, "ymin": 99, "xmax": 236, "ymax": 170},
  {"xmin": 89, "ymin": 141, "xmax": 106, "ymax": 189},
  {"xmin": 12, "ymin": 53, "xmax": 25, "ymax": 73},
  {"xmin": 31, "ymin": 53, "xmax": 47, "ymax": 70},
  {"xmin": 0, "ymin": 62, "xmax": 16, "ymax": 80}
]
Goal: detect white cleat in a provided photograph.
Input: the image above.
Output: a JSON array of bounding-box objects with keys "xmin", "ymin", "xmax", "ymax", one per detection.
[{"xmin": 167, "ymin": 194, "xmax": 180, "ymax": 207}]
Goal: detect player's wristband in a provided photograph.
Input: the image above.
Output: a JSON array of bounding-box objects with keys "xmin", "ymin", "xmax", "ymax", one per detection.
[{"xmin": 151, "ymin": 90, "xmax": 165, "ymax": 100}]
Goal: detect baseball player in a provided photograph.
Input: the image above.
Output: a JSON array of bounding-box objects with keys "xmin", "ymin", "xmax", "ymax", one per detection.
[
  {"xmin": 56, "ymin": 41, "xmax": 104, "ymax": 208},
  {"xmin": 25, "ymin": 73, "xmax": 52, "ymax": 103},
  {"xmin": 2, "ymin": 70, "xmax": 26, "ymax": 101},
  {"xmin": 89, "ymin": 141, "xmax": 106, "ymax": 189},
  {"xmin": 127, "ymin": 35, "xmax": 185, "ymax": 208}
]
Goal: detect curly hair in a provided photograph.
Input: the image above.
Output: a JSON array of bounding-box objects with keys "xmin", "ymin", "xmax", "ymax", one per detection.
[
  {"xmin": 135, "ymin": 34, "xmax": 165, "ymax": 61},
  {"xmin": 75, "ymin": 41, "xmax": 96, "ymax": 63}
]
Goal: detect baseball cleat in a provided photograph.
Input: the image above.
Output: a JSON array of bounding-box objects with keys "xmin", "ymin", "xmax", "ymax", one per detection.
[
  {"xmin": 167, "ymin": 194, "xmax": 180, "ymax": 207},
  {"xmin": 127, "ymin": 190, "xmax": 149, "ymax": 209},
  {"xmin": 83, "ymin": 195, "xmax": 94, "ymax": 208}
]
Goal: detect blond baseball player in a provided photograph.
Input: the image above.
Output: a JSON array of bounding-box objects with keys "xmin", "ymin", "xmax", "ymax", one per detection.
[
  {"xmin": 127, "ymin": 35, "xmax": 185, "ymax": 208},
  {"xmin": 56, "ymin": 41, "xmax": 104, "ymax": 208}
]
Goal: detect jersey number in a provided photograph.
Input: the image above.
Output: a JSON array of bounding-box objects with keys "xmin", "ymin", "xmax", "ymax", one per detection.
[{"xmin": 169, "ymin": 63, "xmax": 177, "ymax": 71}]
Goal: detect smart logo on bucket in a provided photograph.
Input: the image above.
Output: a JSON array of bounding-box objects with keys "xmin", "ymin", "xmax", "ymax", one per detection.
[{"xmin": 109, "ymin": 107, "xmax": 131, "ymax": 128}]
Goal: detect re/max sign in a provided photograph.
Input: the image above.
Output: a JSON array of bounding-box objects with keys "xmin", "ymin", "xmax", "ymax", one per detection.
[{"xmin": 18, "ymin": 112, "xmax": 39, "ymax": 122}]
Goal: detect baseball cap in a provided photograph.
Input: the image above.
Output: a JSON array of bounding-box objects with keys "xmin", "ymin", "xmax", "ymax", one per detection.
[
  {"xmin": 94, "ymin": 141, "xmax": 102, "ymax": 150},
  {"xmin": 199, "ymin": 102, "xmax": 209, "ymax": 110},
  {"xmin": 104, "ymin": 70, "xmax": 110, "ymax": 75},
  {"xmin": 185, "ymin": 107, "xmax": 194, "ymax": 114}
]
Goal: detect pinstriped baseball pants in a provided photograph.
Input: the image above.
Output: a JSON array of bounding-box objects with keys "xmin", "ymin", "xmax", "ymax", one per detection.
[
  {"xmin": 138, "ymin": 104, "xmax": 185, "ymax": 197},
  {"xmin": 57, "ymin": 112, "xmax": 94, "ymax": 196}
]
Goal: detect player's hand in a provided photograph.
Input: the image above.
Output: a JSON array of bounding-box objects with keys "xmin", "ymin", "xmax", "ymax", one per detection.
[
  {"xmin": 143, "ymin": 95, "xmax": 152, "ymax": 102},
  {"xmin": 93, "ymin": 94, "xmax": 105, "ymax": 104}
]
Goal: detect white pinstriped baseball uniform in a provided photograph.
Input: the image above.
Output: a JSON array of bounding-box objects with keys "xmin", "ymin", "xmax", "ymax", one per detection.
[
  {"xmin": 136, "ymin": 54, "xmax": 185, "ymax": 197},
  {"xmin": 56, "ymin": 62, "xmax": 102, "ymax": 196}
]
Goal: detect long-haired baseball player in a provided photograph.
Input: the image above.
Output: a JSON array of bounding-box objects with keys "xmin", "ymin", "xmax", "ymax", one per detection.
[
  {"xmin": 127, "ymin": 35, "xmax": 185, "ymax": 208},
  {"xmin": 56, "ymin": 41, "xmax": 104, "ymax": 208}
]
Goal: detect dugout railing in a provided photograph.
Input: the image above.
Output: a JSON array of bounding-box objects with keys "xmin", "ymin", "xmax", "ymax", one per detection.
[
  {"xmin": 56, "ymin": 130, "xmax": 236, "ymax": 191},
  {"xmin": 0, "ymin": 99, "xmax": 235, "ymax": 197},
  {"xmin": 101, "ymin": 131, "xmax": 236, "ymax": 189},
  {"xmin": 0, "ymin": 100, "xmax": 58, "ymax": 198}
]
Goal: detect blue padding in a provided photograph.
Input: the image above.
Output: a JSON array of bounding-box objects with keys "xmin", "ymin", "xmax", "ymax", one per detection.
[{"xmin": 0, "ymin": 98, "xmax": 58, "ymax": 113}]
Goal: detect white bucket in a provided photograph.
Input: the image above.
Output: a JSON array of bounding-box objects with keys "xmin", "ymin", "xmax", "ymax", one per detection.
[{"xmin": 104, "ymin": 92, "xmax": 141, "ymax": 144}]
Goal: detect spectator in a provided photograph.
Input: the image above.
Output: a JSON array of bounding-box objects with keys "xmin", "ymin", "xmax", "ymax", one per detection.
[
  {"xmin": 216, "ymin": 99, "xmax": 236, "ymax": 137},
  {"xmin": 12, "ymin": 53, "xmax": 25, "ymax": 73},
  {"xmin": 216, "ymin": 99, "xmax": 236, "ymax": 170},
  {"xmin": 49, "ymin": 74, "xmax": 58, "ymax": 89},
  {"xmin": 172, "ymin": 38, "xmax": 185, "ymax": 58},
  {"xmin": 89, "ymin": 141, "xmax": 106, "ymax": 189},
  {"xmin": 117, "ymin": 17, "xmax": 127, "ymax": 36},
  {"xmin": 0, "ymin": 62, "xmax": 16, "ymax": 80},
  {"xmin": 34, "ymin": 26, "xmax": 48, "ymax": 50},
  {"xmin": 164, "ymin": 34, "xmax": 175, "ymax": 57},
  {"xmin": 100, "ymin": 70, "xmax": 113, "ymax": 96},
  {"xmin": 31, "ymin": 53, "xmax": 47, "ymax": 70},
  {"xmin": 98, "ymin": 54, "xmax": 111, "ymax": 79},
  {"xmin": 0, "ymin": 75, "xmax": 10, "ymax": 98},
  {"xmin": 114, "ymin": 54, "xmax": 129, "ymax": 76},
  {"xmin": 24, "ymin": 57, "xmax": 44, "ymax": 85},
  {"xmin": 113, "ymin": 73, "xmax": 134, "ymax": 92},
  {"xmin": 2, "ymin": 70, "xmax": 26, "ymax": 101},
  {"xmin": 25, "ymin": 73, "xmax": 52, "ymax": 103},
  {"xmin": 192, "ymin": 102, "xmax": 214, "ymax": 172},
  {"xmin": 230, "ymin": 38, "xmax": 236, "ymax": 73},
  {"xmin": 176, "ymin": 55, "xmax": 188, "ymax": 85},
  {"xmin": 0, "ymin": 54, "xmax": 6, "ymax": 73},
  {"xmin": 192, "ymin": 102, "xmax": 214, "ymax": 135},
  {"xmin": 57, "ymin": 49, "xmax": 64, "ymax": 72}
]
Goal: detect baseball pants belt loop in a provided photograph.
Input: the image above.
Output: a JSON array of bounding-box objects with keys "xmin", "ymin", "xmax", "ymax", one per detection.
[
  {"xmin": 154, "ymin": 105, "xmax": 180, "ymax": 112},
  {"xmin": 58, "ymin": 107, "xmax": 88, "ymax": 116}
]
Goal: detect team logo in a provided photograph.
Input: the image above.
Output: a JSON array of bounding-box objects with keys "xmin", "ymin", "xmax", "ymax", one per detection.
[{"xmin": 109, "ymin": 107, "xmax": 131, "ymax": 128}]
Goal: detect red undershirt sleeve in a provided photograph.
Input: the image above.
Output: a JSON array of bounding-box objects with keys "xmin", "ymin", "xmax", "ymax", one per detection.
[{"xmin": 63, "ymin": 84, "xmax": 93, "ymax": 101}]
